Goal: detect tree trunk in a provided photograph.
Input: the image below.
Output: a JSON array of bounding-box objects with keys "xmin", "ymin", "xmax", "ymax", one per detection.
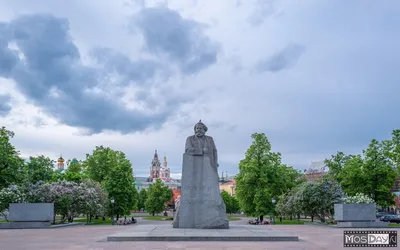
[
  {"xmin": 260, "ymin": 215, "xmax": 263, "ymax": 222},
  {"xmin": 152, "ymin": 212, "xmax": 155, "ymax": 216},
  {"xmin": 289, "ymin": 215, "xmax": 292, "ymax": 220},
  {"xmin": 279, "ymin": 217, "xmax": 282, "ymax": 222},
  {"xmin": 311, "ymin": 215, "xmax": 314, "ymax": 222},
  {"xmin": 102, "ymin": 216, "xmax": 106, "ymax": 221},
  {"xmin": 297, "ymin": 214, "xmax": 300, "ymax": 224},
  {"xmin": 53, "ymin": 214, "xmax": 56, "ymax": 224}
]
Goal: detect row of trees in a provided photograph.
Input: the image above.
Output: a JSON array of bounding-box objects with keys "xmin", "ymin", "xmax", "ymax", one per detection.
[
  {"xmin": 1, "ymin": 126, "xmax": 153, "ymax": 222},
  {"xmin": 234, "ymin": 130, "xmax": 400, "ymax": 222},
  {"xmin": 325, "ymin": 130, "xmax": 400, "ymax": 207},
  {"xmin": 0, "ymin": 180, "xmax": 108, "ymax": 223}
]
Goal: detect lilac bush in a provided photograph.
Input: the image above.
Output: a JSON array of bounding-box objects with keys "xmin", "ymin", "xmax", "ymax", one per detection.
[
  {"xmin": 0, "ymin": 185, "xmax": 26, "ymax": 221},
  {"xmin": 0, "ymin": 180, "xmax": 108, "ymax": 223},
  {"xmin": 343, "ymin": 193, "xmax": 375, "ymax": 204},
  {"xmin": 276, "ymin": 180, "xmax": 344, "ymax": 222}
]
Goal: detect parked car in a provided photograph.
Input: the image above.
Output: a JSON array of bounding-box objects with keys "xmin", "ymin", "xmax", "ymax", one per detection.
[
  {"xmin": 388, "ymin": 215, "xmax": 400, "ymax": 224},
  {"xmin": 380, "ymin": 215, "xmax": 400, "ymax": 223},
  {"xmin": 376, "ymin": 212, "xmax": 388, "ymax": 218}
]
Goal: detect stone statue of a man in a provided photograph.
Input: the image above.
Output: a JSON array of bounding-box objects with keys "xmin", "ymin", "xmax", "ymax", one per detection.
[
  {"xmin": 184, "ymin": 120, "xmax": 219, "ymax": 168},
  {"xmin": 173, "ymin": 120, "xmax": 229, "ymax": 229}
]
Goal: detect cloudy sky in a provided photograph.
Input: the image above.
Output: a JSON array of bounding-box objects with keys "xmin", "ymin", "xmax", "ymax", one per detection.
[{"xmin": 1, "ymin": 0, "xmax": 400, "ymax": 178}]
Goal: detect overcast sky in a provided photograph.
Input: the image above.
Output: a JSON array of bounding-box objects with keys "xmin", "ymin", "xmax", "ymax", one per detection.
[{"xmin": 1, "ymin": 0, "xmax": 399, "ymax": 178}]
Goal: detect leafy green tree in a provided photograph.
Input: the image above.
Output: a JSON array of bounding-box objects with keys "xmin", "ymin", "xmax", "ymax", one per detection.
[
  {"xmin": 145, "ymin": 179, "xmax": 171, "ymax": 216},
  {"xmin": 325, "ymin": 151, "xmax": 353, "ymax": 183},
  {"xmin": 83, "ymin": 146, "xmax": 118, "ymax": 183},
  {"xmin": 138, "ymin": 188, "xmax": 148, "ymax": 211},
  {"xmin": 102, "ymin": 152, "xmax": 138, "ymax": 219},
  {"xmin": 235, "ymin": 133, "xmax": 299, "ymax": 221},
  {"xmin": 326, "ymin": 139, "xmax": 398, "ymax": 207},
  {"xmin": 23, "ymin": 155, "xmax": 55, "ymax": 184},
  {"xmin": 0, "ymin": 127, "xmax": 25, "ymax": 189},
  {"xmin": 221, "ymin": 191, "xmax": 240, "ymax": 214},
  {"xmin": 51, "ymin": 170, "xmax": 65, "ymax": 182},
  {"xmin": 65, "ymin": 158, "xmax": 86, "ymax": 183}
]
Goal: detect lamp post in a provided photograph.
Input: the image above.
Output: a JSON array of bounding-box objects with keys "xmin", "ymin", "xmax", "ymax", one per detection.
[
  {"xmin": 271, "ymin": 198, "xmax": 276, "ymax": 225},
  {"xmin": 111, "ymin": 197, "xmax": 115, "ymax": 225}
]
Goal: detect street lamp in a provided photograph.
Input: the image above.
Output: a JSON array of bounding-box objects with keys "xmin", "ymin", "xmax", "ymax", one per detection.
[
  {"xmin": 111, "ymin": 197, "xmax": 115, "ymax": 225},
  {"xmin": 271, "ymin": 198, "xmax": 276, "ymax": 225}
]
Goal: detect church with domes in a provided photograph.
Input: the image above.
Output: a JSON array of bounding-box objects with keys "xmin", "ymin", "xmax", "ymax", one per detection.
[{"xmin": 134, "ymin": 150, "xmax": 181, "ymax": 192}]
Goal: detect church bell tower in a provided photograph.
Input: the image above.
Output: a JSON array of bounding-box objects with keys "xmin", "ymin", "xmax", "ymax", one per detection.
[{"xmin": 150, "ymin": 150, "xmax": 161, "ymax": 180}]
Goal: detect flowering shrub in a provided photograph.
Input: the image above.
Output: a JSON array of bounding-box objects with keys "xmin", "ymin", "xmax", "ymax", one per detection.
[
  {"xmin": 275, "ymin": 179, "xmax": 344, "ymax": 222},
  {"xmin": 0, "ymin": 180, "xmax": 108, "ymax": 223},
  {"xmin": 0, "ymin": 185, "xmax": 26, "ymax": 221},
  {"xmin": 343, "ymin": 193, "xmax": 375, "ymax": 204}
]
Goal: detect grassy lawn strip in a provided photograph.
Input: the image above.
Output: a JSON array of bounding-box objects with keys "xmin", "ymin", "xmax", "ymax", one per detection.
[
  {"xmin": 271, "ymin": 219, "xmax": 312, "ymax": 225},
  {"xmin": 388, "ymin": 223, "xmax": 400, "ymax": 227}
]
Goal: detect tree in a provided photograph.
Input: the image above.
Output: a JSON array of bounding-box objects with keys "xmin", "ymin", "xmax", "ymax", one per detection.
[
  {"xmin": 51, "ymin": 170, "xmax": 66, "ymax": 182},
  {"xmin": 326, "ymin": 139, "xmax": 398, "ymax": 207},
  {"xmin": 235, "ymin": 133, "xmax": 299, "ymax": 221},
  {"xmin": 0, "ymin": 127, "xmax": 25, "ymax": 189},
  {"xmin": 23, "ymin": 155, "xmax": 55, "ymax": 184},
  {"xmin": 296, "ymin": 179, "xmax": 344, "ymax": 222},
  {"xmin": 221, "ymin": 191, "xmax": 240, "ymax": 214},
  {"xmin": 138, "ymin": 188, "xmax": 148, "ymax": 211},
  {"xmin": 145, "ymin": 179, "xmax": 171, "ymax": 216},
  {"xmin": 102, "ymin": 152, "xmax": 138, "ymax": 219},
  {"xmin": 83, "ymin": 146, "xmax": 118, "ymax": 183},
  {"xmin": 324, "ymin": 151, "xmax": 353, "ymax": 183},
  {"xmin": 65, "ymin": 158, "xmax": 86, "ymax": 183}
]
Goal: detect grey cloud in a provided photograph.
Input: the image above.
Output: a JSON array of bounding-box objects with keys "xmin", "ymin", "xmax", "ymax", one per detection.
[
  {"xmin": 0, "ymin": 13, "xmax": 176, "ymax": 134},
  {"xmin": 247, "ymin": 0, "xmax": 276, "ymax": 26},
  {"xmin": 255, "ymin": 43, "xmax": 305, "ymax": 72},
  {"xmin": 90, "ymin": 47, "xmax": 165, "ymax": 85},
  {"xmin": 0, "ymin": 94, "xmax": 12, "ymax": 116},
  {"xmin": 130, "ymin": 7, "xmax": 220, "ymax": 74}
]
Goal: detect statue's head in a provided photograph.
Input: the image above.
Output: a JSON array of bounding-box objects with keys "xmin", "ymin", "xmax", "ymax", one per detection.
[{"xmin": 194, "ymin": 120, "xmax": 207, "ymax": 137}]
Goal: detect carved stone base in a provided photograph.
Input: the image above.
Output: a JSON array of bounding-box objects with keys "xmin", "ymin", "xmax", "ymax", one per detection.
[{"xmin": 173, "ymin": 154, "xmax": 229, "ymax": 229}]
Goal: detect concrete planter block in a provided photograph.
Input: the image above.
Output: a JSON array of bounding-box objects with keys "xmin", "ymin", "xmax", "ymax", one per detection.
[
  {"xmin": 334, "ymin": 204, "xmax": 375, "ymax": 222},
  {"xmin": 8, "ymin": 203, "xmax": 54, "ymax": 222}
]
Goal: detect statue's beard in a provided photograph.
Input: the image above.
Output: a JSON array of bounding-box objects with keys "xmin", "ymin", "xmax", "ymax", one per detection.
[{"xmin": 195, "ymin": 132, "xmax": 204, "ymax": 137}]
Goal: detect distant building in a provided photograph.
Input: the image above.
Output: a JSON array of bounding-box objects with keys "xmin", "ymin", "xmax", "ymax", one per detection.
[
  {"xmin": 303, "ymin": 161, "xmax": 328, "ymax": 182},
  {"xmin": 150, "ymin": 150, "xmax": 161, "ymax": 180},
  {"xmin": 57, "ymin": 155, "xmax": 65, "ymax": 171},
  {"xmin": 219, "ymin": 180, "xmax": 236, "ymax": 196},
  {"xmin": 134, "ymin": 150, "xmax": 181, "ymax": 192}
]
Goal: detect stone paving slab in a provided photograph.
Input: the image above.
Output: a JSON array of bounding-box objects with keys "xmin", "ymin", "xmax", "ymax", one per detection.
[{"xmin": 107, "ymin": 224, "xmax": 299, "ymax": 241}]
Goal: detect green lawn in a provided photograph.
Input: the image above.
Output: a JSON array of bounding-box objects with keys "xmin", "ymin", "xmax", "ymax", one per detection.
[
  {"xmin": 228, "ymin": 216, "xmax": 241, "ymax": 221},
  {"xmin": 388, "ymin": 223, "xmax": 400, "ymax": 227}
]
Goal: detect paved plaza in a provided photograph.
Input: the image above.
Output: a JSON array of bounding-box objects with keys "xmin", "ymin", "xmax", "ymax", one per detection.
[
  {"xmin": 107, "ymin": 224, "xmax": 298, "ymax": 241},
  {"xmin": 0, "ymin": 218, "xmax": 399, "ymax": 250}
]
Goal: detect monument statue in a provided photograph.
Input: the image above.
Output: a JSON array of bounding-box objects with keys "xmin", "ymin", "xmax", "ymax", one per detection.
[{"xmin": 173, "ymin": 120, "xmax": 229, "ymax": 229}]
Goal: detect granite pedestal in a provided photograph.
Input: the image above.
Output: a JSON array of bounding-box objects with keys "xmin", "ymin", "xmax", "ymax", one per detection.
[
  {"xmin": 334, "ymin": 204, "xmax": 388, "ymax": 228},
  {"xmin": 107, "ymin": 224, "xmax": 299, "ymax": 241},
  {"xmin": 0, "ymin": 203, "xmax": 54, "ymax": 229}
]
